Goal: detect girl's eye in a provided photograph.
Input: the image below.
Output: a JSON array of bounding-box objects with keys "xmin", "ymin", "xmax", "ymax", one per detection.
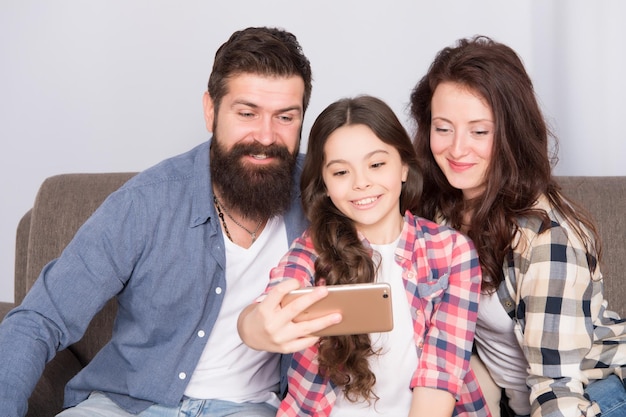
[
  {"xmin": 333, "ymin": 170, "xmax": 348, "ymax": 177},
  {"xmin": 371, "ymin": 162, "xmax": 385, "ymax": 169}
]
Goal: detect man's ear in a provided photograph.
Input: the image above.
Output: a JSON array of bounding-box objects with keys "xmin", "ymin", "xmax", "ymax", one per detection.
[{"xmin": 203, "ymin": 92, "xmax": 215, "ymax": 133}]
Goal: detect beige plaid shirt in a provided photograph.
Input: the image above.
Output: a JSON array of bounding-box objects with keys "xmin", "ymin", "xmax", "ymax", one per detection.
[{"xmin": 491, "ymin": 195, "xmax": 626, "ymax": 417}]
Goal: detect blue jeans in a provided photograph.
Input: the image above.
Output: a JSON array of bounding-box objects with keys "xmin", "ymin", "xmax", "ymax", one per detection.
[
  {"xmin": 57, "ymin": 391, "xmax": 277, "ymax": 417},
  {"xmin": 501, "ymin": 375, "xmax": 626, "ymax": 417},
  {"xmin": 585, "ymin": 374, "xmax": 626, "ymax": 416}
]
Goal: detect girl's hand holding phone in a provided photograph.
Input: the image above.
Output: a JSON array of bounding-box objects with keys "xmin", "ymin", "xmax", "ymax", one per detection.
[{"xmin": 237, "ymin": 279, "xmax": 342, "ymax": 353}]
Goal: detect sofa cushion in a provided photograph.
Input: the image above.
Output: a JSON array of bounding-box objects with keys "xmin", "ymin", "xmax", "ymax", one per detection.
[{"xmin": 27, "ymin": 348, "xmax": 83, "ymax": 417}]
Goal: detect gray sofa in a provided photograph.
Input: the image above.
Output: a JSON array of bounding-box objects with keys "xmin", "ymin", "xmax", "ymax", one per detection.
[{"xmin": 0, "ymin": 173, "xmax": 625, "ymax": 416}]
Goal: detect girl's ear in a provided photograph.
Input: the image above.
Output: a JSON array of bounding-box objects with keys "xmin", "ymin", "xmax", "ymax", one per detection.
[{"xmin": 401, "ymin": 163, "xmax": 409, "ymax": 183}]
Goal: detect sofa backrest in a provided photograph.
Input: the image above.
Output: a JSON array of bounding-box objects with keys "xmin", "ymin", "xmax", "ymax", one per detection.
[
  {"xmin": 14, "ymin": 174, "xmax": 626, "ymax": 367},
  {"xmin": 556, "ymin": 176, "xmax": 626, "ymax": 317},
  {"xmin": 15, "ymin": 172, "xmax": 136, "ymax": 364}
]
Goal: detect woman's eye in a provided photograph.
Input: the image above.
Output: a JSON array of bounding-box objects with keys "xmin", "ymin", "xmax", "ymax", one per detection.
[
  {"xmin": 434, "ymin": 127, "xmax": 451, "ymax": 133},
  {"xmin": 371, "ymin": 162, "xmax": 385, "ymax": 169},
  {"xmin": 473, "ymin": 130, "xmax": 490, "ymax": 136}
]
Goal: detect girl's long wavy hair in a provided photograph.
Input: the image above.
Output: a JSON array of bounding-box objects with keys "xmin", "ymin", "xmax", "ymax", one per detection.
[
  {"xmin": 301, "ymin": 95, "xmax": 422, "ymax": 401},
  {"xmin": 410, "ymin": 36, "xmax": 601, "ymax": 292}
]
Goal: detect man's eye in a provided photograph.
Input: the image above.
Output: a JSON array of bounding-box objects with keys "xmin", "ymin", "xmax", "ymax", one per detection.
[
  {"xmin": 239, "ymin": 112, "xmax": 255, "ymax": 118},
  {"xmin": 278, "ymin": 115, "xmax": 293, "ymax": 123}
]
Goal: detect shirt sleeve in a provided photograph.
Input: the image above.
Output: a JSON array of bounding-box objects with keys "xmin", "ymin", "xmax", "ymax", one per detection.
[
  {"xmin": 260, "ymin": 232, "xmax": 317, "ymax": 297},
  {"xmin": 413, "ymin": 229, "xmax": 482, "ymax": 400},
  {"xmin": 516, "ymin": 223, "xmax": 601, "ymax": 417}
]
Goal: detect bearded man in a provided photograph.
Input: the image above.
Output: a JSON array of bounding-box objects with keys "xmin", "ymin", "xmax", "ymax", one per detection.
[{"xmin": 0, "ymin": 27, "xmax": 312, "ymax": 417}]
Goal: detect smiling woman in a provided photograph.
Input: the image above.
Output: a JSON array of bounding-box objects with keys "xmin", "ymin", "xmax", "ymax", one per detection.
[
  {"xmin": 429, "ymin": 82, "xmax": 494, "ymax": 203},
  {"xmin": 410, "ymin": 35, "xmax": 626, "ymax": 417}
]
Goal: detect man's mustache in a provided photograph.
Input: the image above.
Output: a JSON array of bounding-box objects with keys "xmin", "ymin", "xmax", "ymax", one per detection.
[{"xmin": 228, "ymin": 142, "xmax": 293, "ymax": 160}]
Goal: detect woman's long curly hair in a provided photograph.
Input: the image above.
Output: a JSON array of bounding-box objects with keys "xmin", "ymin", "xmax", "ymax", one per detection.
[
  {"xmin": 300, "ymin": 95, "xmax": 422, "ymax": 401},
  {"xmin": 410, "ymin": 36, "xmax": 601, "ymax": 292}
]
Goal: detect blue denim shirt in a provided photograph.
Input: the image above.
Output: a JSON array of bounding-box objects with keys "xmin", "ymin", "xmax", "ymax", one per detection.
[{"xmin": 0, "ymin": 140, "xmax": 308, "ymax": 416}]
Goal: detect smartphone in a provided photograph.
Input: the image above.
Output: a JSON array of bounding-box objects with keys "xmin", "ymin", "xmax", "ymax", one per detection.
[{"xmin": 281, "ymin": 282, "xmax": 393, "ymax": 337}]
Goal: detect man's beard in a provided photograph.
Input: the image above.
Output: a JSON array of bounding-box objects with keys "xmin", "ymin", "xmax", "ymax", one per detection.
[{"xmin": 210, "ymin": 138, "xmax": 298, "ymax": 220}]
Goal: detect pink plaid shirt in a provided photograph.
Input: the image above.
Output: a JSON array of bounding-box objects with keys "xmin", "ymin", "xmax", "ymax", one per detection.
[{"xmin": 266, "ymin": 211, "xmax": 490, "ymax": 417}]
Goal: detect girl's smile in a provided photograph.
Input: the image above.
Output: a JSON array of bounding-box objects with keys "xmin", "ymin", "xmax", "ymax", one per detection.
[{"xmin": 322, "ymin": 124, "xmax": 408, "ymax": 244}]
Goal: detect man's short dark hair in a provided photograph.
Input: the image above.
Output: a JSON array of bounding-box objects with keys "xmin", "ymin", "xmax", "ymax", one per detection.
[{"xmin": 207, "ymin": 27, "xmax": 312, "ymax": 114}]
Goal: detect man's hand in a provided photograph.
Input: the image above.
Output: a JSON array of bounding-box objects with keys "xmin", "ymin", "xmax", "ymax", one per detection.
[{"xmin": 237, "ymin": 279, "xmax": 342, "ymax": 353}]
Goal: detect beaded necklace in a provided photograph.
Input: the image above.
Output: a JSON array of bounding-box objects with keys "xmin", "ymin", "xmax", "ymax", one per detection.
[{"xmin": 213, "ymin": 195, "xmax": 263, "ymax": 243}]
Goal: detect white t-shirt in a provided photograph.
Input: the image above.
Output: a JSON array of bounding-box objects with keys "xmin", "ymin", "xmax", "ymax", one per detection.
[
  {"xmin": 184, "ymin": 216, "xmax": 287, "ymax": 407},
  {"xmin": 331, "ymin": 238, "xmax": 417, "ymax": 416},
  {"xmin": 475, "ymin": 291, "xmax": 531, "ymax": 415}
]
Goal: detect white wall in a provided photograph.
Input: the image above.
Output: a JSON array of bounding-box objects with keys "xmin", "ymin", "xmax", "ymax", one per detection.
[{"xmin": 1, "ymin": 0, "xmax": 625, "ymax": 303}]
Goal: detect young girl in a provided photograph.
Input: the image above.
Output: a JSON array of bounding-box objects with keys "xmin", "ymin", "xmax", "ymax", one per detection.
[
  {"xmin": 410, "ymin": 36, "xmax": 626, "ymax": 417},
  {"xmin": 239, "ymin": 95, "xmax": 490, "ymax": 417}
]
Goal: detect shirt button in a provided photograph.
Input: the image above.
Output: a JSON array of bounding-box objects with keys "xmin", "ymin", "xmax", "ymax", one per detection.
[
  {"xmin": 178, "ymin": 372, "xmax": 187, "ymax": 380},
  {"xmin": 215, "ymin": 287, "xmax": 223, "ymax": 295},
  {"xmin": 197, "ymin": 330, "xmax": 206, "ymax": 338}
]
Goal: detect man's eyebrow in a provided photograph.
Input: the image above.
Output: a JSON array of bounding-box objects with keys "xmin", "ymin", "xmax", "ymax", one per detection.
[
  {"xmin": 277, "ymin": 105, "xmax": 303, "ymax": 114},
  {"xmin": 232, "ymin": 100, "xmax": 302, "ymax": 114},
  {"xmin": 232, "ymin": 100, "xmax": 259, "ymax": 109}
]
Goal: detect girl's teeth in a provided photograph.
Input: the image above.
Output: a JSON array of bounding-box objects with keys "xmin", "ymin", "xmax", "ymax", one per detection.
[{"xmin": 355, "ymin": 197, "xmax": 376, "ymax": 205}]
